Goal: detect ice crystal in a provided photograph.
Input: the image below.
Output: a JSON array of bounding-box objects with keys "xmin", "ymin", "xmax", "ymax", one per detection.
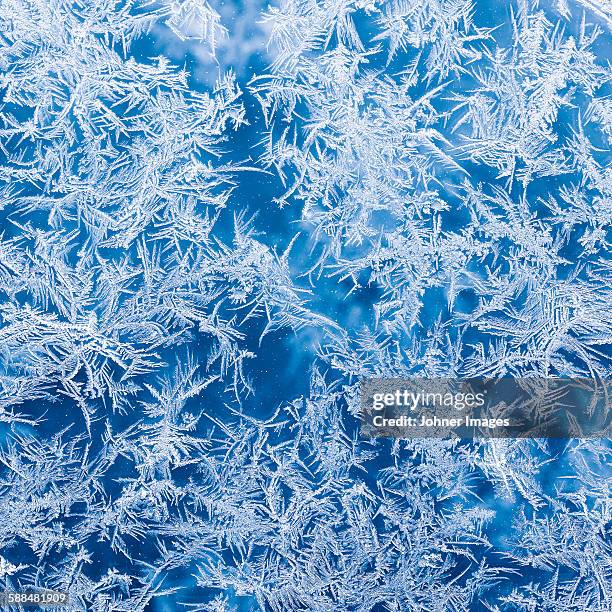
[{"xmin": 0, "ymin": 0, "xmax": 610, "ymax": 610}]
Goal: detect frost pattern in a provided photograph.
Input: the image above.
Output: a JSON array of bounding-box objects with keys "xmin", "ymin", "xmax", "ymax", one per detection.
[{"xmin": 0, "ymin": 0, "xmax": 610, "ymax": 610}]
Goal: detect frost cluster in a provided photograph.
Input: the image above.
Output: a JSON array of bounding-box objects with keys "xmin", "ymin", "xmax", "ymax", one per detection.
[{"xmin": 0, "ymin": 0, "xmax": 610, "ymax": 610}]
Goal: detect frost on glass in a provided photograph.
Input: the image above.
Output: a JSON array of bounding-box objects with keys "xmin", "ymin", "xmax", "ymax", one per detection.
[{"xmin": 0, "ymin": 0, "xmax": 610, "ymax": 610}]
